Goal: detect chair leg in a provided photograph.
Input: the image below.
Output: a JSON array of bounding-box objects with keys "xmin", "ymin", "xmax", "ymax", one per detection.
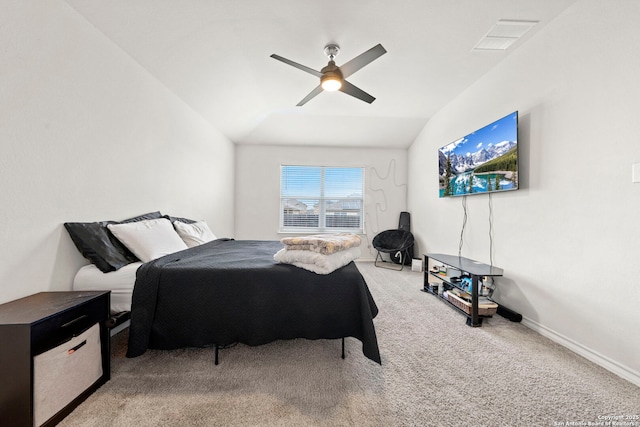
[
  {"xmin": 374, "ymin": 251, "xmax": 404, "ymax": 271},
  {"xmin": 374, "ymin": 251, "xmax": 383, "ymax": 268}
]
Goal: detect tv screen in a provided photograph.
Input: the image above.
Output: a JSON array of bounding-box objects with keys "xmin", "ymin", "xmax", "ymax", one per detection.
[{"xmin": 439, "ymin": 111, "xmax": 518, "ymax": 198}]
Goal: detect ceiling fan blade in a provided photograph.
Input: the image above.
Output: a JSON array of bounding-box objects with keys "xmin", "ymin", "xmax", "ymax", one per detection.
[
  {"xmin": 339, "ymin": 80, "xmax": 376, "ymax": 104},
  {"xmin": 297, "ymin": 85, "xmax": 324, "ymax": 106},
  {"xmin": 339, "ymin": 44, "xmax": 387, "ymax": 78},
  {"xmin": 270, "ymin": 54, "xmax": 323, "ymax": 77}
]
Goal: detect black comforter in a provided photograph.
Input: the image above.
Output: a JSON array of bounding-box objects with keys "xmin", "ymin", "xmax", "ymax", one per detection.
[{"xmin": 126, "ymin": 239, "xmax": 381, "ymax": 363}]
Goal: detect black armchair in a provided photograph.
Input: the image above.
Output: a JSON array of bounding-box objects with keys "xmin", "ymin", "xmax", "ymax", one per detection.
[{"xmin": 372, "ymin": 229, "xmax": 415, "ymax": 271}]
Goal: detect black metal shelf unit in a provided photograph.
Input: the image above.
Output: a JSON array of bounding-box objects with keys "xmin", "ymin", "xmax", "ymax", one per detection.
[{"xmin": 423, "ymin": 253, "xmax": 504, "ymax": 327}]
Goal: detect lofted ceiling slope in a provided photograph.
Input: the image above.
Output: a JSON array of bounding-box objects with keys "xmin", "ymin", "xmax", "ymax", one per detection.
[{"xmin": 64, "ymin": 0, "xmax": 577, "ymax": 148}]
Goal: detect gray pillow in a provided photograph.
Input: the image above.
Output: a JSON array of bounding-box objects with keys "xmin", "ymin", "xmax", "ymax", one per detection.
[{"xmin": 65, "ymin": 211, "xmax": 162, "ymax": 272}]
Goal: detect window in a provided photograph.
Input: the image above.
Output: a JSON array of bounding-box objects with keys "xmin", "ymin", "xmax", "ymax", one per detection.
[{"xmin": 280, "ymin": 165, "xmax": 364, "ymax": 233}]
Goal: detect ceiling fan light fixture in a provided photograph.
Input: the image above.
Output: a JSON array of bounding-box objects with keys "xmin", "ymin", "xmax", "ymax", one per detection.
[
  {"xmin": 320, "ymin": 59, "xmax": 343, "ymax": 91},
  {"xmin": 321, "ymin": 74, "xmax": 342, "ymax": 91}
]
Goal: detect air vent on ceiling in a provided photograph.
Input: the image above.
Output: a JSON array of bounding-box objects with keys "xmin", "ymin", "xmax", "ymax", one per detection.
[{"xmin": 473, "ymin": 19, "xmax": 538, "ymax": 51}]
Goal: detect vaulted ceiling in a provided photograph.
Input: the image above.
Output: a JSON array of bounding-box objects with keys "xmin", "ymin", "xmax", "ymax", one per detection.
[{"xmin": 64, "ymin": 0, "xmax": 577, "ymax": 148}]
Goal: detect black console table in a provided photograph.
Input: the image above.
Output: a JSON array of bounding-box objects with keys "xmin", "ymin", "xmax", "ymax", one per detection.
[{"xmin": 424, "ymin": 253, "xmax": 503, "ymax": 327}]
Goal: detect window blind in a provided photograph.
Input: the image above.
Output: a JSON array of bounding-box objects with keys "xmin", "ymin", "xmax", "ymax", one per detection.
[{"xmin": 280, "ymin": 165, "xmax": 364, "ymax": 233}]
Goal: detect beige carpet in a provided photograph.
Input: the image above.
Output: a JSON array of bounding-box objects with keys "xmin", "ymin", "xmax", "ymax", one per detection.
[{"xmin": 59, "ymin": 261, "xmax": 639, "ymax": 426}]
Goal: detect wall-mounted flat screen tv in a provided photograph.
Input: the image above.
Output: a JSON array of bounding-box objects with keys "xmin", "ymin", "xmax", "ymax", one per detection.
[{"xmin": 439, "ymin": 111, "xmax": 518, "ymax": 197}]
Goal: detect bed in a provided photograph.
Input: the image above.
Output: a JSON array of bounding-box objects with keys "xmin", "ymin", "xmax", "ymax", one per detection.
[
  {"xmin": 66, "ymin": 215, "xmax": 380, "ymax": 364},
  {"xmin": 126, "ymin": 239, "xmax": 381, "ymax": 364}
]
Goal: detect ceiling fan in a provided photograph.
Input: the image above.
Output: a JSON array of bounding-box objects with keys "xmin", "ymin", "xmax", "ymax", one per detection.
[{"xmin": 270, "ymin": 43, "xmax": 387, "ymax": 106}]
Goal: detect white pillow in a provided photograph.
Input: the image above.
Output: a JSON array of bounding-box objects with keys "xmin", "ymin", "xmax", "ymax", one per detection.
[
  {"xmin": 107, "ymin": 218, "xmax": 188, "ymax": 262},
  {"xmin": 173, "ymin": 220, "xmax": 217, "ymax": 248}
]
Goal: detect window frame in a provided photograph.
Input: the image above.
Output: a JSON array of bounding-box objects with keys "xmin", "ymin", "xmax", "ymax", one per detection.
[{"xmin": 279, "ymin": 165, "xmax": 365, "ymax": 234}]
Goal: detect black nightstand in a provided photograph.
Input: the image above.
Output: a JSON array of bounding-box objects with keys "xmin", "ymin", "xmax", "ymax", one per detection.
[{"xmin": 0, "ymin": 291, "xmax": 110, "ymax": 427}]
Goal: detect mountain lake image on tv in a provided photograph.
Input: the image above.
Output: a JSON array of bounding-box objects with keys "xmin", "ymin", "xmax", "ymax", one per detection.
[{"xmin": 439, "ymin": 111, "xmax": 518, "ymax": 197}]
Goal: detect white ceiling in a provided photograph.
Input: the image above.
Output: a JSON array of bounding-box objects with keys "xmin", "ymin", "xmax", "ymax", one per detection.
[{"xmin": 64, "ymin": 0, "xmax": 577, "ymax": 148}]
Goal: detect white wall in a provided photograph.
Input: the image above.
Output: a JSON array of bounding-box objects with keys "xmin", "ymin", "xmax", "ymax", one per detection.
[
  {"xmin": 0, "ymin": 1, "xmax": 235, "ymax": 304},
  {"xmin": 408, "ymin": 0, "xmax": 640, "ymax": 385},
  {"xmin": 235, "ymin": 145, "xmax": 407, "ymax": 259}
]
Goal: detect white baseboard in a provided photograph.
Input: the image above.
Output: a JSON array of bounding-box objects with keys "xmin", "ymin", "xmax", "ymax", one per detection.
[{"xmin": 521, "ymin": 316, "xmax": 640, "ymax": 388}]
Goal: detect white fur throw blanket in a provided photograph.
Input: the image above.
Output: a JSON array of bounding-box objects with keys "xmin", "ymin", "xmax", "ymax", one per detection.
[
  {"xmin": 274, "ymin": 246, "xmax": 361, "ymax": 275},
  {"xmin": 280, "ymin": 233, "xmax": 362, "ymax": 255}
]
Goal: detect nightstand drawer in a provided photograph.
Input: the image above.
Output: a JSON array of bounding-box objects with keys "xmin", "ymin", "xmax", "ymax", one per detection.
[
  {"xmin": 33, "ymin": 323, "xmax": 102, "ymax": 427},
  {"xmin": 31, "ymin": 295, "xmax": 107, "ymax": 355},
  {"xmin": 0, "ymin": 291, "xmax": 110, "ymax": 427}
]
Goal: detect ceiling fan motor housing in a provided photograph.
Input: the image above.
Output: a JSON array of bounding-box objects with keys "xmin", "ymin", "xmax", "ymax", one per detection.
[
  {"xmin": 321, "ymin": 45, "xmax": 343, "ymax": 90},
  {"xmin": 320, "ymin": 60, "xmax": 343, "ymax": 90}
]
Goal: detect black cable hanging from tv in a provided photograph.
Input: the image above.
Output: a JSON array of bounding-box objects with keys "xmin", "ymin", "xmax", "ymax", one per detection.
[
  {"xmin": 458, "ymin": 195, "xmax": 467, "ymax": 258},
  {"xmin": 487, "ymin": 193, "xmax": 496, "ymax": 296},
  {"xmin": 488, "ymin": 192, "xmax": 494, "ymax": 267}
]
